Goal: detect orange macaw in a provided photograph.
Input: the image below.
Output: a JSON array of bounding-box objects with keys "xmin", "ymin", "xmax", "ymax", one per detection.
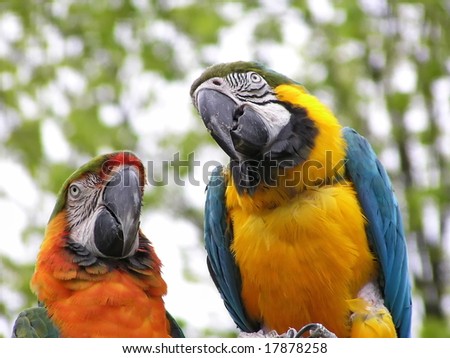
[
  {"xmin": 12, "ymin": 151, "xmax": 184, "ymax": 338},
  {"xmin": 191, "ymin": 61, "xmax": 412, "ymax": 338}
]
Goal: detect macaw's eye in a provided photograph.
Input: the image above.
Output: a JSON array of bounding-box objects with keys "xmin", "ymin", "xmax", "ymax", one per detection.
[
  {"xmin": 249, "ymin": 72, "xmax": 262, "ymax": 83},
  {"xmin": 69, "ymin": 184, "xmax": 82, "ymax": 199}
]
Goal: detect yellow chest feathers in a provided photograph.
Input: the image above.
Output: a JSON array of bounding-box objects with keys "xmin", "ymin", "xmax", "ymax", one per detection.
[{"xmin": 226, "ymin": 182, "xmax": 377, "ymax": 337}]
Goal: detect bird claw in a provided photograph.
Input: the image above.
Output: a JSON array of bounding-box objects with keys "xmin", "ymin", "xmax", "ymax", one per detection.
[
  {"xmin": 239, "ymin": 323, "xmax": 337, "ymax": 338},
  {"xmin": 273, "ymin": 327, "xmax": 298, "ymax": 338},
  {"xmin": 294, "ymin": 323, "xmax": 337, "ymax": 338},
  {"xmin": 267, "ymin": 323, "xmax": 337, "ymax": 338}
]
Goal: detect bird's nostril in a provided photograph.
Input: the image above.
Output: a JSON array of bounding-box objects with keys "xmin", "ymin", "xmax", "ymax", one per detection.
[{"xmin": 212, "ymin": 79, "xmax": 222, "ymax": 86}]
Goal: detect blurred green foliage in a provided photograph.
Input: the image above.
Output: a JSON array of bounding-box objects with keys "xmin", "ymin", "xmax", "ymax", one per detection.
[{"xmin": 0, "ymin": 0, "xmax": 449, "ymax": 337}]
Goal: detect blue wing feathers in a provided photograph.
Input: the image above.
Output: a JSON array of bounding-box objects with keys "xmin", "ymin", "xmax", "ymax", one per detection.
[
  {"xmin": 343, "ymin": 127, "xmax": 412, "ymax": 337},
  {"xmin": 204, "ymin": 166, "xmax": 259, "ymax": 332}
]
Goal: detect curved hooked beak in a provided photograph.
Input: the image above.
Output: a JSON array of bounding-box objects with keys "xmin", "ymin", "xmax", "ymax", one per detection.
[
  {"xmin": 94, "ymin": 166, "xmax": 142, "ymax": 258},
  {"xmin": 196, "ymin": 88, "xmax": 269, "ymax": 159}
]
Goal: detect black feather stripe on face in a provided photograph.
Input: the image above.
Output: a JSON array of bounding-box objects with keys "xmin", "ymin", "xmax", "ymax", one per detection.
[
  {"xmin": 230, "ymin": 104, "xmax": 318, "ymax": 195},
  {"xmin": 66, "ymin": 173, "xmax": 102, "ymax": 231},
  {"xmin": 190, "ymin": 61, "xmax": 298, "ymax": 99},
  {"xmin": 267, "ymin": 104, "xmax": 318, "ymax": 167}
]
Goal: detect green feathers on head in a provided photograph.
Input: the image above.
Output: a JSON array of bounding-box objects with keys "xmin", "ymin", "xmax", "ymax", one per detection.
[
  {"xmin": 190, "ymin": 61, "xmax": 301, "ymax": 96},
  {"xmin": 49, "ymin": 151, "xmax": 136, "ymax": 222}
]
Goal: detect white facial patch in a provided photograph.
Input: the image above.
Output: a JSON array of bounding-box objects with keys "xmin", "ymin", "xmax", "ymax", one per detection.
[
  {"xmin": 65, "ymin": 175, "xmax": 102, "ymax": 248},
  {"xmin": 69, "ymin": 207, "xmax": 103, "ymax": 255}
]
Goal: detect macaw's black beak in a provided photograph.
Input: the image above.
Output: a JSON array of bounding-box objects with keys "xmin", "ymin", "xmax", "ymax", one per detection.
[
  {"xmin": 196, "ymin": 89, "xmax": 269, "ymax": 159},
  {"xmin": 94, "ymin": 166, "xmax": 142, "ymax": 258}
]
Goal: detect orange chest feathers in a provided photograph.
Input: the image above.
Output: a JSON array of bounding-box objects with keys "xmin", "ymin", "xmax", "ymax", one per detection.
[
  {"xmin": 31, "ymin": 213, "xmax": 170, "ymax": 338},
  {"xmin": 226, "ymin": 183, "xmax": 377, "ymax": 337}
]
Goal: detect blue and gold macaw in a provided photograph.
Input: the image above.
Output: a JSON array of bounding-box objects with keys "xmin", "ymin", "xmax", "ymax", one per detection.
[{"xmin": 190, "ymin": 61, "xmax": 412, "ymax": 338}]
